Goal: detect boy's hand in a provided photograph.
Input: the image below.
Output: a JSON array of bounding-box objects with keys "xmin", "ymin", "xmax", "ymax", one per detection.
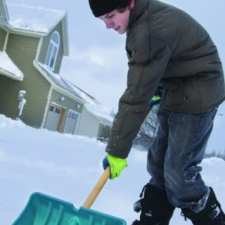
[{"xmin": 102, "ymin": 154, "xmax": 128, "ymax": 179}]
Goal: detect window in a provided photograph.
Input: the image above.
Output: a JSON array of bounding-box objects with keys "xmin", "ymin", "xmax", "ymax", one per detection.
[
  {"xmin": 45, "ymin": 31, "xmax": 60, "ymax": 71},
  {"xmin": 49, "ymin": 105, "xmax": 61, "ymax": 114},
  {"xmin": 67, "ymin": 110, "xmax": 79, "ymax": 120}
]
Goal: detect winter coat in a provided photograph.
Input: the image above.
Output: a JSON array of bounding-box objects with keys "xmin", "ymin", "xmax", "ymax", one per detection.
[{"xmin": 106, "ymin": 0, "xmax": 225, "ymax": 158}]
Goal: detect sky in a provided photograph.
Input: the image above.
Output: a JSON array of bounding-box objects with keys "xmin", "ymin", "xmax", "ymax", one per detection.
[
  {"xmin": 0, "ymin": 114, "xmax": 225, "ymax": 225},
  {"xmin": 6, "ymin": 0, "xmax": 225, "ymax": 111}
]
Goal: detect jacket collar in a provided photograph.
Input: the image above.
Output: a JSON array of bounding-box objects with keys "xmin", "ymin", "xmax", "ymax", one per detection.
[{"xmin": 128, "ymin": 0, "xmax": 149, "ymax": 28}]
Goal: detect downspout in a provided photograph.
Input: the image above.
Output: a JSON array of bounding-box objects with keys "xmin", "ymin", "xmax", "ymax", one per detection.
[
  {"xmin": 35, "ymin": 37, "xmax": 43, "ymax": 61},
  {"xmin": 3, "ymin": 32, "xmax": 9, "ymax": 51}
]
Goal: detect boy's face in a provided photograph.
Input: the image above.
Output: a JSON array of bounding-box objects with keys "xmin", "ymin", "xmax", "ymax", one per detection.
[{"xmin": 99, "ymin": 7, "xmax": 132, "ymax": 34}]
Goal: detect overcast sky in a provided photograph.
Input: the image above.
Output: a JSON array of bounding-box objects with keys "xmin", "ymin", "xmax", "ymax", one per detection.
[{"xmin": 7, "ymin": 0, "xmax": 225, "ymax": 111}]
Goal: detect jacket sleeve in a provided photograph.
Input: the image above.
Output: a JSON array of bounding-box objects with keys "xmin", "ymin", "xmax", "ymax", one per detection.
[{"xmin": 106, "ymin": 37, "xmax": 171, "ymax": 158}]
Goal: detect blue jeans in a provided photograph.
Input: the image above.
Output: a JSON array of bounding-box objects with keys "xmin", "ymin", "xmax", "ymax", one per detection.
[{"xmin": 147, "ymin": 108, "xmax": 217, "ymax": 212}]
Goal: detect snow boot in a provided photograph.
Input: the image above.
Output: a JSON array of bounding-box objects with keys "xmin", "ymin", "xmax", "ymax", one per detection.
[
  {"xmin": 182, "ymin": 187, "xmax": 225, "ymax": 225},
  {"xmin": 132, "ymin": 183, "xmax": 175, "ymax": 225}
]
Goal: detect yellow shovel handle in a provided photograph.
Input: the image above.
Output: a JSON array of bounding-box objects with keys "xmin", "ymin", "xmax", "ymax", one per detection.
[{"xmin": 83, "ymin": 167, "xmax": 110, "ymax": 208}]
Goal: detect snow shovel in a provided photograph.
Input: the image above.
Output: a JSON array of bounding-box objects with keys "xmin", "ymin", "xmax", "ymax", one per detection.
[{"xmin": 12, "ymin": 168, "xmax": 127, "ymax": 225}]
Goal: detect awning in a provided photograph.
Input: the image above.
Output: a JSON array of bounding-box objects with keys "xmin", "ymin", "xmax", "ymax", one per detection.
[{"xmin": 0, "ymin": 51, "xmax": 24, "ymax": 81}]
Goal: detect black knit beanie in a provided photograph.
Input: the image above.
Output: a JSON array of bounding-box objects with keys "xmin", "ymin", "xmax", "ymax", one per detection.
[{"xmin": 89, "ymin": 0, "xmax": 130, "ymax": 17}]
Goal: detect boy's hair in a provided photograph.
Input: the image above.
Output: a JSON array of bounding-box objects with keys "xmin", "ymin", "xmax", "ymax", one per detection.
[{"xmin": 89, "ymin": 0, "xmax": 130, "ymax": 17}]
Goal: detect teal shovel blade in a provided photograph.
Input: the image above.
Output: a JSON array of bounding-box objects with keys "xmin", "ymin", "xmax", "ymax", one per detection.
[{"xmin": 12, "ymin": 193, "xmax": 127, "ymax": 225}]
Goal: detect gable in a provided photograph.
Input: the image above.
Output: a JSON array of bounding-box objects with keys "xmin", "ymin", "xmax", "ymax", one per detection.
[
  {"xmin": 4, "ymin": 2, "xmax": 69, "ymax": 55},
  {"xmin": 7, "ymin": 3, "xmax": 65, "ymax": 34}
]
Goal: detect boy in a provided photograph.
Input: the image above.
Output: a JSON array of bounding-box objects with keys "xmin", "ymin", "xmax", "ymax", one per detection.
[{"xmin": 88, "ymin": 0, "xmax": 225, "ymax": 224}]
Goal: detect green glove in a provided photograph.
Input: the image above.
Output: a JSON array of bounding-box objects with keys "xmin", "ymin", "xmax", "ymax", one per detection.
[{"xmin": 103, "ymin": 154, "xmax": 128, "ymax": 179}]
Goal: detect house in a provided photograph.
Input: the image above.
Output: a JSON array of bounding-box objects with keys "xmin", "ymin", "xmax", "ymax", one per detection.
[
  {"xmin": 68, "ymin": 82, "xmax": 113, "ymax": 140},
  {"xmin": 0, "ymin": 0, "xmax": 113, "ymax": 139}
]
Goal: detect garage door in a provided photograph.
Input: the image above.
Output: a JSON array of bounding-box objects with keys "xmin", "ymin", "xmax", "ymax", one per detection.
[
  {"xmin": 64, "ymin": 109, "xmax": 79, "ymax": 134},
  {"xmin": 45, "ymin": 105, "xmax": 62, "ymax": 131}
]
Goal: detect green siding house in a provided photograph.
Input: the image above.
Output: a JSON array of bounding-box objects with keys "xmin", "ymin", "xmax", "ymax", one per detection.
[{"xmin": 0, "ymin": 0, "xmax": 112, "ymax": 138}]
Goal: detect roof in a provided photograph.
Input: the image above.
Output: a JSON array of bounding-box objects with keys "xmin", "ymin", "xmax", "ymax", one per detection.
[
  {"xmin": 1, "ymin": 2, "xmax": 69, "ymax": 55},
  {"xmin": 37, "ymin": 63, "xmax": 113, "ymax": 124},
  {"xmin": 37, "ymin": 62, "xmax": 83, "ymax": 101},
  {"xmin": 66, "ymin": 81, "xmax": 113, "ymax": 123},
  {"xmin": 85, "ymin": 103, "xmax": 113, "ymax": 124},
  {"xmin": 7, "ymin": 3, "xmax": 66, "ymax": 34},
  {"xmin": 0, "ymin": 51, "xmax": 24, "ymax": 81}
]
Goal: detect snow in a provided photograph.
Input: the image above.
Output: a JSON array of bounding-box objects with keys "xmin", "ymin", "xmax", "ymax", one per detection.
[
  {"xmin": 7, "ymin": 3, "xmax": 65, "ymax": 33},
  {"xmin": 0, "ymin": 51, "xmax": 23, "ymax": 81},
  {"xmin": 0, "ymin": 114, "xmax": 225, "ymax": 225}
]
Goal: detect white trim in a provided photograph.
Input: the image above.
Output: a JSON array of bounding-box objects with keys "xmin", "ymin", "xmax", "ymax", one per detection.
[
  {"xmin": 45, "ymin": 31, "xmax": 60, "ymax": 71},
  {"xmin": 3, "ymin": 32, "xmax": 9, "ymax": 51},
  {"xmin": 50, "ymin": 101, "xmax": 66, "ymax": 110},
  {"xmin": 35, "ymin": 37, "xmax": 43, "ymax": 61},
  {"xmin": 7, "ymin": 25, "xmax": 46, "ymax": 37},
  {"xmin": 0, "ymin": 68, "xmax": 23, "ymax": 81},
  {"xmin": 41, "ymin": 86, "xmax": 53, "ymax": 128}
]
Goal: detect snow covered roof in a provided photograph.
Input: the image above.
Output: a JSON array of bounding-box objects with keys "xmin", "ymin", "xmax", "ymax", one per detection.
[
  {"xmin": 0, "ymin": 51, "xmax": 23, "ymax": 81},
  {"xmin": 85, "ymin": 103, "xmax": 113, "ymax": 123},
  {"xmin": 66, "ymin": 81, "xmax": 113, "ymax": 123},
  {"xmin": 7, "ymin": 3, "xmax": 66, "ymax": 34},
  {"xmin": 1, "ymin": 2, "xmax": 69, "ymax": 55},
  {"xmin": 37, "ymin": 63, "xmax": 83, "ymax": 101},
  {"xmin": 37, "ymin": 63, "xmax": 113, "ymax": 123}
]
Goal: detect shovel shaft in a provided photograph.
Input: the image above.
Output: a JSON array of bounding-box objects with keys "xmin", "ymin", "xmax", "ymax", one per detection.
[{"xmin": 83, "ymin": 167, "xmax": 110, "ymax": 208}]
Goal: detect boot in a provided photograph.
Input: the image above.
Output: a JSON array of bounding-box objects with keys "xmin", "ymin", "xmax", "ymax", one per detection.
[
  {"xmin": 132, "ymin": 183, "xmax": 175, "ymax": 225},
  {"xmin": 182, "ymin": 187, "xmax": 225, "ymax": 225}
]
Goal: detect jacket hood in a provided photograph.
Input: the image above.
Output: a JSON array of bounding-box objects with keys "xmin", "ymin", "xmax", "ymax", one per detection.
[{"xmin": 128, "ymin": 0, "xmax": 149, "ymax": 28}]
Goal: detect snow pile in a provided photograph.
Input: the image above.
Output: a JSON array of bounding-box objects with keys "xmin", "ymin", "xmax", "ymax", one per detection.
[
  {"xmin": 0, "ymin": 114, "xmax": 224, "ymax": 225},
  {"xmin": 7, "ymin": 3, "xmax": 65, "ymax": 33},
  {"xmin": 0, "ymin": 51, "xmax": 24, "ymax": 81}
]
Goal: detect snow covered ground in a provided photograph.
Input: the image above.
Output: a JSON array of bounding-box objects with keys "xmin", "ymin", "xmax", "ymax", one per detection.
[{"xmin": 0, "ymin": 114, "xmax": 225, "ymax": 225}]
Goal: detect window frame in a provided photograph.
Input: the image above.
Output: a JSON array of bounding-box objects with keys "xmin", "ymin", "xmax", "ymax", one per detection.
[{"xmin": 45, "ymin": 31, "xmax": 60, "ymax": 71}]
